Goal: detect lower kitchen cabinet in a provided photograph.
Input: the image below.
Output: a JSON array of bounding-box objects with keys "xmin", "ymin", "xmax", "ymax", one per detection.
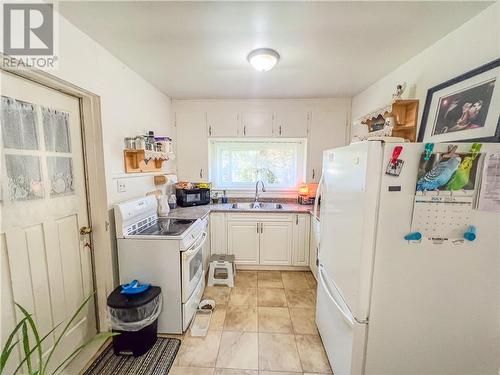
[
  {"xmin": 309, "ymin": 215, "xmax": 320, "ymax": 279},
  {"xmin": 215, "ymin": 212, "xmax": 310, "ymax": 267},
  {"xmin": 210, "ymin": 212, "xmax": 227, "ymax": 255},
  {"xmin": 292, "ymin": 214, "xmax": 310, "ymax": 266},
  {"xmin": 260, "ymin": 221, "xmax": 293, "ymax": 266},
  {"xmin": 227, "ymin": 220, "xmax": 260, "ymax": 265},
  {"xmin": 202, "ymin": 217, "xmax": 211, "ymax": 272}
]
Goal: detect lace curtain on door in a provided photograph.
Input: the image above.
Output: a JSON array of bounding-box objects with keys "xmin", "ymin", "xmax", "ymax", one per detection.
[
  {"xmin": 1, "ymin": 96, "xmax": 75, "ymax": 201},
  {"xmin": 42, "ymin": 107, "xmax": 74, "ymax": 196},
  {"xmin": 1, "ymin": 97, "xmax": 44, "ymax": 200}
]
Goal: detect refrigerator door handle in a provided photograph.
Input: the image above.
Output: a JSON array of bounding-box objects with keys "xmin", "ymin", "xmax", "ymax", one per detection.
[
  {"xmin": 318, "ymin": 265, "xmax": 354, "ymax": 326},
  {"xmin": 319, "ymin": 265, "xmax": 368, "ymax": 326}
]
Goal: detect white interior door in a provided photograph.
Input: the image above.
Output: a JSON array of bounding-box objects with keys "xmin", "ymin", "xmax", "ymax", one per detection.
[{"xmin": 1, "ymin": 71, "xmax": 96, "ymax": 372}]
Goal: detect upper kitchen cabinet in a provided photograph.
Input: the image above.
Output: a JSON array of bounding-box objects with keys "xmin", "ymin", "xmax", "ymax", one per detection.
[
  {"xmin": 175, "ymin": 112, "xmax": 209, "ymax": 181},
  {"xmin": 274, "ymin": 110, "xmax": 309, "ymax": 137},
  {"xmin": 240, "ymin": 111, "xmax": 274, "ymax": 137},
  {"xmin": 206, "ymin": 110, "xmax": 240, "ymax": 137},
  {"xmin": 307, "ymin": 110, "xmax": 347, "ymax": 182}
]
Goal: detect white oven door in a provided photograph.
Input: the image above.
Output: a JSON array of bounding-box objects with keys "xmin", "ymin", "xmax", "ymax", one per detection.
[{"xmin": 182, "ymin": 231, "xmax": 207, "ymax": 302}]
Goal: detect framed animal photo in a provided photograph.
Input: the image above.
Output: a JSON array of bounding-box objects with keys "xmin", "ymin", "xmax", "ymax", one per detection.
[{"xmin": 418, "ymin": 59, "xmax": 500, "ymax": 143}]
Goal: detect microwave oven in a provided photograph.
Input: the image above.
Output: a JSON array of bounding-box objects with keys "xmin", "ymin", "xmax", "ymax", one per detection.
[{"xmin": 176, "ymin": 188, "xmax": 210, "ymax": 207}]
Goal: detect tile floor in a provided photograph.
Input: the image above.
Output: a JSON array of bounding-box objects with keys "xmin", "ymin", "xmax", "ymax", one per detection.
[{"xmin": 169, "ymin": 270, "xmax": 332, "ymax": 375}]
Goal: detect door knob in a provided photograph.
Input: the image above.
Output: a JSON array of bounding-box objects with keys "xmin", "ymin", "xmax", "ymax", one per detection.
[{"xmin": 79, "ymin": 226, "xmax": 92, "ymax": 235}]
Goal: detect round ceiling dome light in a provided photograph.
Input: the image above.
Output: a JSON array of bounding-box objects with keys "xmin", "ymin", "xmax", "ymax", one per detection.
[{"xmin": 247, "ymin": 48, "xmax": 280, "ymax": 72}]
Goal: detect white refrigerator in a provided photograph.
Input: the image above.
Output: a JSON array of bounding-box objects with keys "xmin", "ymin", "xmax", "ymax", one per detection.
[{"xmin": 316, "ymin": 141, "xmax": 500, "ymax": 375}]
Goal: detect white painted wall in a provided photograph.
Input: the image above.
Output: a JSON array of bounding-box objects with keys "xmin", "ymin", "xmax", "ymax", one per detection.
[
  {"xmin": 351, "ymin": 2, "xmax": 500, "ymax": 139},
  {"xmin": 52, "ymin": 13, "xmax": 175, "ymax": 206}
]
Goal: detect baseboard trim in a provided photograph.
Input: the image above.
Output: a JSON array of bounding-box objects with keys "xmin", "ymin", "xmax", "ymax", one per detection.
[{"xmin": 236, "ymin": 265, "xmax": 311, "ymax": 271}]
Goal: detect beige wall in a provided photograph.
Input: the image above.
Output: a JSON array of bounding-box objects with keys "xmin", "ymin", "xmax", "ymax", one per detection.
[
  {"xmin": 53, "ymin": 12, "xmax": 175, "ymax": 206},
  {"xmin": 351, "ymin": 2, "xmax": 500, "ymax": 139}
]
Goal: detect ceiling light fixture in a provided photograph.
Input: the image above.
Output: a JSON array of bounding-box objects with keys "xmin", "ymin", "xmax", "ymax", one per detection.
[{"xmin": 247, "ymin": 48, "xmax": 280, "ymax": 72}]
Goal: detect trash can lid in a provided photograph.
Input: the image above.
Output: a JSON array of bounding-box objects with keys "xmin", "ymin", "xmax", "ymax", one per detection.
[{"xmin": 107, "ymin": 285, "xmax": 161, "ymax": 309}]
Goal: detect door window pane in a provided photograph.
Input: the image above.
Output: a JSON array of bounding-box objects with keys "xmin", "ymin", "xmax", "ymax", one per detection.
[
  {"xmin": 1, "ymin": 96, "xmax": 39, "ymax": 150},
  {"xmin": 47, "ymin": 157, "xmax": 75, "ymax": 197},
  {"xmin": 5, "ymin": 155, "xmax": 44, "ymax": 201},
  {"xmin": 42, "ymin": 107, "xmax": 71, "ymax": 152}
]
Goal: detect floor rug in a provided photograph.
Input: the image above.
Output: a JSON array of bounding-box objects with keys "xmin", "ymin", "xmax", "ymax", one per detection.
[{"xmin": 82, "ymin": 337, "xmax": 181, "ymax": 375}]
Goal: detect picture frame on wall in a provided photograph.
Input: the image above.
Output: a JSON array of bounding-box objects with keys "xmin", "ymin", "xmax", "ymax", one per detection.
[{"xmin": 417, "ymin": 58, "xmax": 500, "ymax": 143}]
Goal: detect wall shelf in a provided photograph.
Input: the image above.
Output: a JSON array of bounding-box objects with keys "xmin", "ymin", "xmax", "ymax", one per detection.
[
  {"xmin": 360, "ymin": 99, "xmax": 419, "ymax": 142},
  {"xmin": 123, "ymin": 149, "xmax": 171, "ymax": 173}
]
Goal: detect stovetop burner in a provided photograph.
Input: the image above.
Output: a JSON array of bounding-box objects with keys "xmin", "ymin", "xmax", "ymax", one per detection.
[{"xmin": 132, "ymin": 218, "xmax": 196, "ymax": 236}]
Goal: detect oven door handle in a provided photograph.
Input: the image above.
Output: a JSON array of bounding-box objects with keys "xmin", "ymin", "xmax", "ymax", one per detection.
[{"xmin": 183, "ymin": 232, "xmax": 207, "ymax": 258}]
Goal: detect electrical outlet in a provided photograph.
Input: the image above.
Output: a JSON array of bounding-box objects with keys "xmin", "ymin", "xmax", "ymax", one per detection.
[{"xmin": 117, "ymin": 179, "xmax": 127, "ymax": 193}]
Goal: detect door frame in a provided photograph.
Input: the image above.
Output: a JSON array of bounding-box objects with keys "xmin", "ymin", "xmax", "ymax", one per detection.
[{"xmin": 1, "ymin": 62, "xmax": 113, "ymax": 332}]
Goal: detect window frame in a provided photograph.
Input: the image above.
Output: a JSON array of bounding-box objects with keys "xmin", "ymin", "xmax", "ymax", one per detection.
[{"xmin": 208, "ymin": 137, "xmax": 307, "ymax": 192}]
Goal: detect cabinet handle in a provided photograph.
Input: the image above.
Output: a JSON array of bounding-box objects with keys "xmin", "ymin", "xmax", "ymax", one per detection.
[
  {"xmin": 279, "ymin": 125, "xmax": 282, "ymax": 135},
  {"xmin": 296, "ymin": 215, "xmax": 298, "ymax": 225},
  {"xmin": 209, "ymin": 125, "xmax": 212, "ymax": 136},
  {"xmin": 200, "ymin": 169, "xmax": 203, "ymax": 179},
  {"xmin": 257, "ymin": 223, "xmax": 259, "ymax": 234},
  {"xmin": 312, "ymin": 169, "xmax": 315, "ymax": 179},
  {"xmin": 243, "ymin": 125, "xmax": 246, "ymax": 136},
  {"xmin": 260, "ymin": 222, "xmax": 263, "ymax": 233}
]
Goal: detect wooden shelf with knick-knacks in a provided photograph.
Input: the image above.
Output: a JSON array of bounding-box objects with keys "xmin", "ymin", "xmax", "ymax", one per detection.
[
  {"xmin": 363, "ymin": 99, "xmax": 419, "ymax": 142},
  {"xmin": 123, "ymin": 149, "xmax": 170, "ymax": 173}
]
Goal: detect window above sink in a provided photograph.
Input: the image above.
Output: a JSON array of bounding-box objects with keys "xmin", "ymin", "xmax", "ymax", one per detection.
[{"xmin": 209, "ymin": 138, "xmax": 306, "ymax": 191}]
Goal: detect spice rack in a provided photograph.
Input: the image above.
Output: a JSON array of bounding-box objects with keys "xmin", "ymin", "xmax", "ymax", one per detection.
[{"xmin": 123, "ymin": 149, "xmax": 171, "ymax": 173}]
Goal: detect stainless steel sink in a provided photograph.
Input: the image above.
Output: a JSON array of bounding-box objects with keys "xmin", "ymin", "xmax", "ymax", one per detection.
[{"xmin": 230, "ymin": 202, "xmax": 284, "ymax": 210}]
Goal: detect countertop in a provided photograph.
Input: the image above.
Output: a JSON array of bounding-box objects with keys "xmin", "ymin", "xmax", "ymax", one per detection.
[{"xmin": 166, "ymin": 203, "xmax": 320, "ymax": 220}]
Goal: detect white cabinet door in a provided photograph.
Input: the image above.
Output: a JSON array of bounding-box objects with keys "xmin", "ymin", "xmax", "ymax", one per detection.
[
  {"xmin": 202, "ymin": 218, "xmax": 211, "ymax": 273},
  {"xmin": 275, "ymin": 110, "xmax": 309, "ymax": 137},
  {"xmin": 307, "ymin": 111, "xmax": 347, "ymax": 182},
  {"xmin": 210, "ymin": 213, "xmax": 227, "ymax": 255},
  {"xmin": 292, "ymin": 214, "xmax": 310, "ymax": 266},
  {"xmin": 175, "ymin": 112, "xmax": 208, "ymax": 181},
  {"xmin": 207, "ymin": 110, "xmax": 240, "ymax": 137},
  {"xmin": 260, "ymin": 221, "xmax": 293, "ymax": 266},
  {"xmin": 309, "ymin": 216, "xmax": 319, "ymax": 279},
  {"xmin": 240, "ymin": 111, "xmax": 274, "ymax": 136},
  {"xmin": 227, "ymin": 220, "xmax": 260, "ymax": 265}
]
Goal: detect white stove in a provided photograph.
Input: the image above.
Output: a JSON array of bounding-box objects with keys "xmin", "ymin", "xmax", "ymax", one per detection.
[{"xmin": 114, "ymin": 196, "xmax": 208, "ymax": 333}]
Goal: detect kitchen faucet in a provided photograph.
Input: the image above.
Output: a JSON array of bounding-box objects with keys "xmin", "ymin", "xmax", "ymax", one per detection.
[{"xmin": 254, "ymin": 180, "xmax": 266, "ymax": 207}]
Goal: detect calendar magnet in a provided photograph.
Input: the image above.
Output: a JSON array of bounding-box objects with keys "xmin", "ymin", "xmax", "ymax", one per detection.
[
  {"xmin": 404, "ymin": 232, "xmax": 422, "ymax": 241},
  {"xmin": 386, "ymin": 145, "xmax": 404, "ymax": 176},
  {"xmin": 424, "ymin": 143, "xmax": 434, "ymax": 161},
  {"xmin": 464, "ymin": 226, "xmax": 476, "ymax": 241}
]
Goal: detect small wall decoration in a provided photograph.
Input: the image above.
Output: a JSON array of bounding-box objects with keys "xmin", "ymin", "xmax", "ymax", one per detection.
[{"xmin": 418, "ymin": 59, "xmax": 500, "ymax": 143}]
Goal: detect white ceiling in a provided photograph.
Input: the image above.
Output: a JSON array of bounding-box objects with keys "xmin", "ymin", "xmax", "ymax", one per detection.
[{"xmin": 59, "ymin": 1, "xmax": 492, "ymax": 99}]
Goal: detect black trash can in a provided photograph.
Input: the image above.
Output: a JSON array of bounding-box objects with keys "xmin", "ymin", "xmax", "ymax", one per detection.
[{"xmin": 107, "ymin": 285, "xmax": 162, "ymax": 357}]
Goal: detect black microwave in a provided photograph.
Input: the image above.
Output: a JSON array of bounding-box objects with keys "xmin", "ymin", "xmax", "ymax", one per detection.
[{"xmin": 176, "ymin": 188, "xmax": 210, "ymax": 207}]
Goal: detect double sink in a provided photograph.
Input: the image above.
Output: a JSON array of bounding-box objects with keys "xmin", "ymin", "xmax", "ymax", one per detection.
[{"xmin": 230, "ymin": 202, "xmax": 284, "ymax": 210}]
